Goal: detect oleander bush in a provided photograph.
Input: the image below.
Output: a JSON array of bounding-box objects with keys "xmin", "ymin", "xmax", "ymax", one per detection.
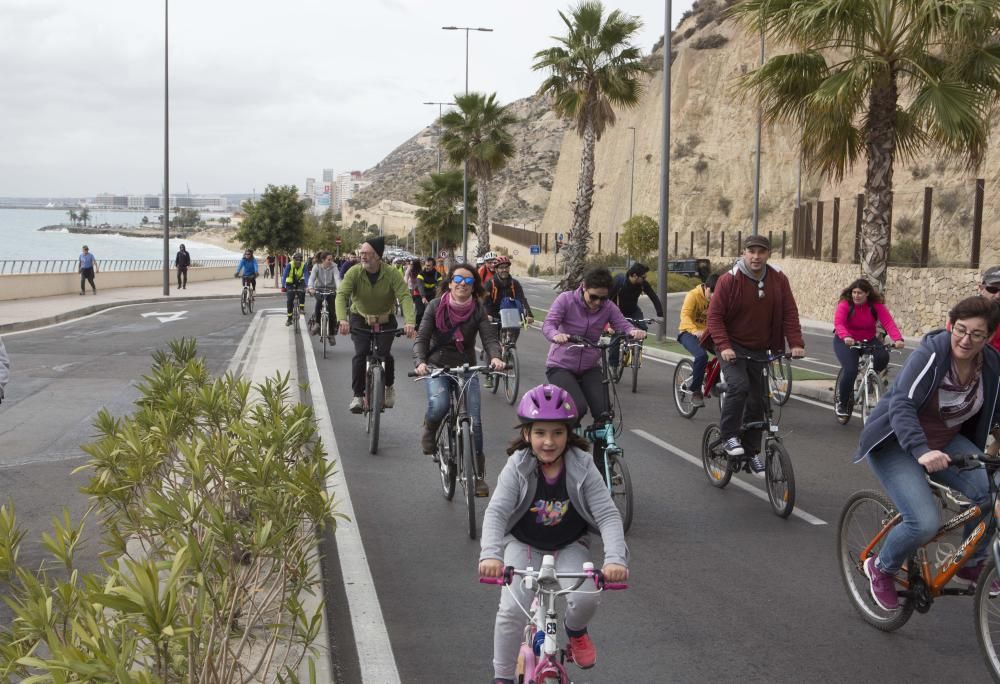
[{"xmin": 0, "ymin": 338, "xmax": 340, "ymax": 683}]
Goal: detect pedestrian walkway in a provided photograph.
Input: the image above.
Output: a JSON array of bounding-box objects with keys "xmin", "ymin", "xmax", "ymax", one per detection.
[{"xmin": 0, "ymin": 277, "xmax": 283, "ymax": 333}]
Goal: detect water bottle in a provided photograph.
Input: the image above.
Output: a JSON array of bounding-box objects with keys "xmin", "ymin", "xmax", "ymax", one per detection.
[{"xmin": 532, "ymin": 629, "xmax": 545, "ymax": 656}]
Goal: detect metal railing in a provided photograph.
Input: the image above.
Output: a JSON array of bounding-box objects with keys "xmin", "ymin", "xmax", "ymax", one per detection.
[{"xmin": 0, "ymin": 258, "xmax": 242, "ymax": 275}]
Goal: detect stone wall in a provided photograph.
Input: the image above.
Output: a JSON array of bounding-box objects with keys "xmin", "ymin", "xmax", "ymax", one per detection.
[
  {"xmin": 0, "ymin": 266, "xmax": 236, "ymax": 302},
  {"xmin": 773, "ymin": 258, "xmax": 979, "ymax": 337}
]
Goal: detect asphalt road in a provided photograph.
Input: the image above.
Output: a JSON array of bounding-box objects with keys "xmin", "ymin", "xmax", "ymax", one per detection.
[{"xmin": 309, "ymin": 304, "xmax": 990, "ymax": 682}]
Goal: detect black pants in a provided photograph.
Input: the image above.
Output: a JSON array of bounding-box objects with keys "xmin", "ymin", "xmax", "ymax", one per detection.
[
  {"xmin": 413, "ymin": 295, "xmax": 426, "ymax": 329},
  {"xmin": 313, "ymin": 293, "xmax": 335, "ymax": 326},
  {"xmin": 177, "ymin": 267, "xmax": 188, "ymax": 288},
  {"xmin": 286, "ymin": 287, "xmax": 305, "ymax": 316},
  {"xmin": 350, "ymin": 314, "xmax": 398, "ymax": 397},
  {"xmin": 80, "ymin": 268, "xmax": 96, "ymax": 293},
  {"xmin": 242, "ymin": 276, "xmax": 256, "ymax": 291},
  {"xmin": 545, "ymin": 366, "xmax": 608, "ymax": 425},
  {"xmin": 833, "ymin": 336, "xmax": 889, "ymax": 404},
  {"xmin": 719, "ymin": 345, "xmax": 768, "ymax": 449}
]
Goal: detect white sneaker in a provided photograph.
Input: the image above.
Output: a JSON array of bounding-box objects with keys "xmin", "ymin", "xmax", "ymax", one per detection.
[
  {"xmin": 349, "ymin": 396, "xmax": 363, "ymax": 414},
  {"xmin": 723, "ymin": 437, "xmax": 744, "ymax": 457},
  {"xmin": 749, "ymin": 454, "xmax": 766, "ymax": 478},
  {"xmin": 384, "ymin": 385, "xmax": 395, "ymax": 408}
]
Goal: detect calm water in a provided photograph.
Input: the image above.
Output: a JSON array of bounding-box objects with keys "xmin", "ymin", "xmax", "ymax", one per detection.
[{"xmin": 0, "ymin": 208, "xmax": 241, "ymax": 261}]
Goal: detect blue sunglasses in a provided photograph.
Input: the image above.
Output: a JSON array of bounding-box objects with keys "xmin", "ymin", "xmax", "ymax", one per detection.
[{"xmin": 452, "ymin": 275, "xmax": 475, "ymax": 285}]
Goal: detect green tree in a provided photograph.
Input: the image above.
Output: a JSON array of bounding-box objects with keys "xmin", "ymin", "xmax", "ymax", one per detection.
[
  {"xmin": 729, "ymin": 0, "xmax": 1000, "ymax": 290},
  {"xmin": 620, "ymin": 214, "xmax": 659, "ymax": 263},
  {"xmin": 414, "ymin": 171, "xmax": 477, "ymax": 262},
  {"xmin": 533, "ymin": 0, "xmax": 650, "ymax": 290},
  {"xmin": 78, "ymin": 207, "xmax": 90, "ymax": 227},
  {"xmin": 438, "ymin": 92, "xmax": 517, "ymax": 258},
  {"xmin": 67, "ymin": 209, "xmax": 78, "ymax": 226},
  {"xmin": 235, "ymin": 184, "xmax": 308, "ymax": 256}
]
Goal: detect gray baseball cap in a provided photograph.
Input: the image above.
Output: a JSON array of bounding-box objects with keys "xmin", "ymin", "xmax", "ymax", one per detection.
[{"xmin": 983, "ymin": 266, "xmax": 1000, "ymax": 285}]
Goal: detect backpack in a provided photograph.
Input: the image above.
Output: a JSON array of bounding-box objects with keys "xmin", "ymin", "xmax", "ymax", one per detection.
[{"xmin": 490, "ymin": 279, "xmax": 522, "ymax": 312}]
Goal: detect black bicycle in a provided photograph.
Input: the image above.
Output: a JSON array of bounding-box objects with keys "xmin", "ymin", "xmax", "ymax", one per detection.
[
  {"xmin": 288, "ymin": 286, "xmax": 306, "ymax": 332},
  {"xmin": 484, "ymin": 315, "xmax": 524, "ymax": 405},
  {"xmin": 610, "ymin": 318, "xmax": 654, "ymax": 394},
  {"xmin": 312, "ymin": 287, "xmax": 336, "ymax": 359},
  {"xmin": 351, "ymin": 326, "xmax": 405, "ymax": 455},
  {"xmin": 701, "ymin": 352, "xmax": 796, "ymax": 518},
  {"xmin": 411, "ymin": 364, "xmax": 498, "ymax": 540}
]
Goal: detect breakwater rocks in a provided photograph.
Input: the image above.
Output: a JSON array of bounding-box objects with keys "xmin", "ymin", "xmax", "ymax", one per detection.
[{"xmin": 39, "ymin": 224, "xmax": 198, "ymax": 238}]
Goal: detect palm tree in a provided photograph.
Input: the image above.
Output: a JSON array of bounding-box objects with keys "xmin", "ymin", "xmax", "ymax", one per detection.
[
  {"xmin": 67, "ymin": 209, "xmax": 78, "ymax": 226},
  {"xmin": 79, "ymin": 207, "xmax": 90, "ymax": 227},
  {"xmin": 438, "ymin": 92, "xmax": 517, "ymax": 259},
  {"xmin": 414, "ymin": 171, "xmax": 477, "ymax": 263},
  {"xmin": 533, "ymin": 0, "xmax": 650, "ymax": 290},
  {"xmin": 729, "ymin": 0, "xmax": 1000, "ymax": 290}
]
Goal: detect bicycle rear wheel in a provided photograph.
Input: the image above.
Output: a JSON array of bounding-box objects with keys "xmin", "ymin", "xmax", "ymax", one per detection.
[
  {"xmin": 764, "ymin": 440, "xmax": 795, "ymax": 518},
  {"xmin": 438, "ymin": 424, "xmax": 456, "ymax": 501},
  {"xmin": 769, "ymin": 356, "xmax": 792, "ymax": 405},
  {"xmin": 248, "ymin": 289, "xmax": 255, "ymax": 314},
  {"xmin": 460, "ymin": 422, "xmax": 478, "ymax": 539},
  {"xmin": 975, "ymin": 558, "xmax": 1000, "ymax": 682},
  {"xmin": 321, "ymin": 315, "xmax": 329, "ymax": 359},
  {"xmin": 606, "ymin": 449, "xmax": 633, "ymax": 534},
  {"xmin": 837, "ymin": 489, "xmax": 914, "ymax": 631},
  {"xmin": 833, "ymin": 369, "xmax": 851, "ymax": 425},
  {"xmin": 701, "ymin": 423, "xmax": 732, "ymax": 488},
  {"xmin": 368, "ymin": 365, "xmax": 384, "ymax": 455},
  {"xmin": 503, "ymin": 346, "xmax": 520, "ymax": 405},
  {"xmin": 240, "ymin": 288, "xmax": 249, "ymax": 315},
  {"xmin": 630, "ymin": 344, "xmax": 641, "ymax": 394},
  {"xmin": 672, "ymin": 359, "xmax": 698, "ymax": 418},
  {"xmin": 862, "ymin": 371, "xmax": 881, "ymax": 425}
]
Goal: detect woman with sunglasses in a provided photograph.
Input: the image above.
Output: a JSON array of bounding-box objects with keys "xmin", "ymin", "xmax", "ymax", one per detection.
[
  {"xmin": 542, "ymin": 267, "xmax": 646, "ymax": 426},
  {"xmin": 833, "ymin": 278, "xmax": 905, "ymax": 418},
  {"xmin": 414, "ymin": 264, "xmax": 506, "ymax": 497},
  {"xmin": 855, "ymin": 296, "xmax": 1000, "ymax": 611}
]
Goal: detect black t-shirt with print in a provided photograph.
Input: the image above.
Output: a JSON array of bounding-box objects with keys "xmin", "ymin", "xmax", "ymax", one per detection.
[{"xmin": 511, "ymin": 464, "xmax": 588, "ymax": 551}]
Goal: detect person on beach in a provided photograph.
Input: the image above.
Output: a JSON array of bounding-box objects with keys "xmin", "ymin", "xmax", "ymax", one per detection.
[
  {"xmin": 78, "ymin": 245, "xmax": 98, "ymax": 295},
  {"xmin": 174, "ymin": 244, "xmax": 191, "ymax": 289}
]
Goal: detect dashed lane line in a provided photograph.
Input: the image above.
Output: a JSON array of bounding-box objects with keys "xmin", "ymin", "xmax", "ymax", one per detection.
[{"xmin": 631, "ymin": 429, "xmax": 828, "ymax": 526}]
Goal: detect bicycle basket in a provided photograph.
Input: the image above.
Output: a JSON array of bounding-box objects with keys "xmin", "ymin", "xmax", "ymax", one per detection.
[{"xmin": 499, "ymin": 308, "xmax": 522, "ymax": 329}]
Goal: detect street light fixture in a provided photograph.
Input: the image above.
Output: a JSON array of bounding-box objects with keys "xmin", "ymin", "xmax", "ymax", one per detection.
[
  {"xmin": 441, "ymin": 25, "xmax": 493, "ymax": 263},
  {"xmin": 162, "ymin": 0, "xmax": 170, "ymax": 295}
]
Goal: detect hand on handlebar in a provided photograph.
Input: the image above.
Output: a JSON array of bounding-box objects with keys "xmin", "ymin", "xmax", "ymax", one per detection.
[
  {"xmin": 720, "ymin": 348, "xmax": 736, "ymax": 362},
  {"xmin": 918, "ymin": 449, "xmax": 952, "ymax": 473},
  {"xmin": 338, "ymin": 321, "xmax": 350, "ymax": 336},
  {"xmin": 525, "ymin": 316, "xmax": 534, "ymax": 325},
  {"xmin": 602, "ymin": 563, "xmax": 628, "ymax": 583},
  {"xmin": 553, "ymin": 333, "xmax": 570, "ymax": 344},
  {"xmin": 307, "ymin": 287, "xmax": 315, "ymax": 294},
  {"xmin": 629, "ymin": 329, "xmax": 647, "ymax": 341},
  {"xmin": 894, "ymin": 339, "xmax": 905, "ymax": 350},
  {"xmin": 489, "ymin": 357, "xmax": 505, "ymax": 371},
  {"xmin": 414, "ymin": 363, "xmax": 430, "ymax": 376},
  {"xmin": 790, "ymin": 346, "xmax": 805, "ymax": 359},
  {"xmin": 403, "ymin": 324, "xmax": 416, "ymax": 338},
  {"xmin": 844, "ymin": 336, "xmax": 855, "ymax": 347},
  {"xmin": 479, "ymin": 559, "xmax": 504, "ymax": 579}
]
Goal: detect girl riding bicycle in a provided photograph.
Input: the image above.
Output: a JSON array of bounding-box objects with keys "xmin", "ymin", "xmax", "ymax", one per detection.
[
  {"xmin": 479, "ymin": 384, "xmax": 628, "ymax": 684},
  {"xmin": 833, "ymin": 278, "xmax": 904, "ymax": 418},
  {"xmin": 856, "ymin": 296, "xmax": 1000, "ymax": 611}
]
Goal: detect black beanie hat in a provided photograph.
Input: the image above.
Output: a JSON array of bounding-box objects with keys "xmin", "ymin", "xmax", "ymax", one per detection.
[{"xmin": 365, "ymin": 236, "xmax": 386, "ymax": 258}]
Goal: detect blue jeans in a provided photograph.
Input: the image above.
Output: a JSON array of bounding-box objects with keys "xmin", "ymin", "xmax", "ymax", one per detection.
[
  {"xmin": 678, "ymin": 331, "xmax": 708, "ymax": 390},
  {"xmin": 866, "ymin": 433, "xmax": 991, "ymax": 574},
  {"xmin": 424, "ymin": 374, "xmax": 484, "ymax": 456}
]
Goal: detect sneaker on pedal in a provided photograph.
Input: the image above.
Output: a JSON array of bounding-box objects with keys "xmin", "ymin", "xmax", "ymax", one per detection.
[
  {"xmin": 349, "ymin": 396, "xmax": 363, "ymax": 414},
  {"xmin": 421, "ymin": 424, "xmax": 436, "ymax": 455},
  {"xmin": 384, "ymin": 385, "xmax": 395, "ymax": 408},
  {"xmin": 285, "ymin": 317, "xmax": 293, "ymax": 327},
  {"xmin": 864, "ymin": 556, "xmax": 899, "ymax": 610},
  {"xmin": 691, "ymin": 390, "xmax": 705, "ymax": 407},
  {"xmin": 475, "ymin": 477, "xmax": 490, "ymax": 497},
  {"xmin": 723, "ymin": 437, "xmax": 744, "ymax": 457},
  {"xmin": 749, "ymin": 454, "xmax": 766, "ymax": 477},
  {"xmin": 483, "ymin": 375, "xmax": 494, "ymax": 389},
  {"xmin": 956, "ymin": 562, "xmax": 1000, "ymax": 595},
  {"xmin": 566, "ymin": 632, "xmax": 596, "ymax": 669},
  {"xmin": 835, "ymin": 402, "xmax": 850, "ymax": 418}
]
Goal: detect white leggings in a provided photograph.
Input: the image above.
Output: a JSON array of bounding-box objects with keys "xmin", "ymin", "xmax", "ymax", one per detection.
[{"xmin": 492, "ymin": 536, "xmax": 601, "ymax": 679}]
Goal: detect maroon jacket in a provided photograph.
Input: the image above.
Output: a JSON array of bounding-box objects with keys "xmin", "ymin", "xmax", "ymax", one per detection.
[{"xmin": 704, "ymin": 263, "xmax": 804, "ymax": 353}]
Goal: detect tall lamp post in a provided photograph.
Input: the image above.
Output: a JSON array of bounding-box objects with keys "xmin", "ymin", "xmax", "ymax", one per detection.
[
  {"xmin": 441, "ymin": 25, "xmax": 493, "ymax": 263},
  {"xmin": 424, "ymin": 100, "xmax": 453, "ymax": 258},
  {"xmin": 657, "ymin": 0, "xmax": 672, "ymax": 341},
  {"xmin": 162, "ymin": 0, "xmax": 170, "ymax": 295},
  {"xmin": 750, "ymin": 26, "xmax": 764, "ymax": 236}
]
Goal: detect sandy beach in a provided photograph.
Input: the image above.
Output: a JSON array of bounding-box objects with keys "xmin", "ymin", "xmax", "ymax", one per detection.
[{"xmin": 185, "ymin": 225, "xmax": 243, "ymax": 251}]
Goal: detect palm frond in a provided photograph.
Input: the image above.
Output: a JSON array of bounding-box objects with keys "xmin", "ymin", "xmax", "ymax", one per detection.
[{"xmin": 909, "ymin": 78, "xmax": 990, "ymax": 169}]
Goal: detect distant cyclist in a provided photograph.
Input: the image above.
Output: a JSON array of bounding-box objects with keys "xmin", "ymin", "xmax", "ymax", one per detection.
[
  {"xmin": 0, "ymin": 337, "xmax": 9, "ymax": 405},
  {"xmin": 414, "ymin": 256, "xmax": 441, "ymax": 327},
  {"xmin": 479, "ymin": 251, "xmax": 499, "ymax": 286},
  {"xmin": 677, "ymin": 273, "xmax": 719, "ymax": 407},
  {"xmin": 483, "ymin": 256, "xmax": 534, "ymax": 390},
  {"xmin": 307, "ymin": 251, "xmax": 338, "ymax": 338},
  {"xmin": 281, "ymin": 252, "xmax": 310, "ymax": 326},
  {"xmin": 607, "ymin": 262, "xmax": 664, "ymax": 368},
  {"xmin": 832, "ymin": 278, "xmax": 904, "ymax": 418},
  {"xmin": 234, "ymin": 249, "xmax": 259, "ymax": 291}
]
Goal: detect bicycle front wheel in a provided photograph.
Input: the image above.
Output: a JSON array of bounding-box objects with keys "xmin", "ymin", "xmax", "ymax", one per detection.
[
  {"xmin": 701, "ymin": 423, "xmax": 732, "ymax": 488},
  {"xmin": 438, "ymin": 424, "xmax": 456, "ymax": 501},
  {"xmin": 248, "ymin": 289, "xmax": 255, "ymax": 314},
  {"xmin": 769, "ymin": 356, "xmax": 792, "ymax": 405},
  {"xmin": 837, "ymin": 489, "xmax": 914, "ymax": 631},
  {"xmin": 862, "ymin": 371, "xmax": 881, "ymax": 426},
  {"xmin": 611, "ymin": 340, "xmax": 627, "ymax": 383},
  {"xmin": 606, "ymin": 450, "xmax": 633, "ymax": 534},
  {"xmin": 764, "ymin": 440, "xmax": 795, "ymax": 518},
  {"xmin": 975, "ymin": 558, "xmax": 1000, "ymax": 682},
  {"xmin": 460, "ymin": 422, "xmax": 478, "ymax": 540},
  {"xmin": 672, "ymin": 359, "xmax": 698, "ymax": 418},
  {"xmin": 240, "ymin": 288, "xmax": 249, "ymax": 315},
  {"xmin": 503, "ymin": 347, "xmax": 520, "ymax": 405},
  {"xmin": 368, "ymin": 365, "xmax": 384, "ymax": 455},
  {"xmin": 630, "ymin": 344, "xmax": 641, "ymax": 394},
  {"xmin": 321, "ymin": 315, "xmax": 329, "ymax": 359}
]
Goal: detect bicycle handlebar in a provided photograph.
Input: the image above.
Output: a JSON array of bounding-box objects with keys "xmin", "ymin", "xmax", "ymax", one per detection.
[
  {"xmin": 407, "ymin": 363, "xmax": 503, "ymax": 378},
  {"xmin": 848, "ymin": 341, "xmax": 896, "ymax": 352},
  {"xmin": 349, "ymin": 327, "xmax": 406, "ymax": 337},
  {"xmin": 478, "ymin": 565, "xmax": 627, "ymax": 591},
  {"xmin": 312, "ymin": 287, "xmax": 336, "ymax": 295}
]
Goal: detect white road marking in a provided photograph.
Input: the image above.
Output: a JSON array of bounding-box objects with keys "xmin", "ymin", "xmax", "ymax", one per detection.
[
  {"xmin": 140, "ymin": 310, "xmax": 188, "ymax": 323},
  {"xmin": 631, "ymin": 429, "xmax": 828, "ymax": 526}
]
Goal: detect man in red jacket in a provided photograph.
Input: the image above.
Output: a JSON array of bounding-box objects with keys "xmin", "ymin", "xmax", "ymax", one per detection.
[
  {"xmin": 978, "ymin": 265, "xmax": 1000, "ymax": 353},
  {"xmin": 705, "ymin": 235, "xmax": 806, "ymax": 473}
]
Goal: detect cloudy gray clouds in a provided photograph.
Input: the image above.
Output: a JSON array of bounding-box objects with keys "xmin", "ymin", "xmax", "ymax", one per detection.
[{"xmin": 1, "ymin": 0, "xmax": 694, "ymax": 196}]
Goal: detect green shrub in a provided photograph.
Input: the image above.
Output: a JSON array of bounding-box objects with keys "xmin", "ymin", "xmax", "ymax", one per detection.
[
  {"xmin": 889, "ymin": 238, "xmax": 922, "ymax": 266},
  {"xmin": 584, "ymin": 253, "xmax": 628, "ymax": 271},
  {"xmin": 527, "ymin": 263, "xmax": 540, "ymax": 277},
  {"xmin": 692, "ymin": 33, "xmax": 729, "ymax": 49},
  {"xmin": 894, "ymin": 215, "xmax": 918, "ymax": 237},
  {"xmin": 694, "ymin": 158, "xmax": 709, "ymax": 175},
  {"xmin": 936, "ymin": 187, "xmax": 963, "ymax": 214},
  {"xmin": 717, "ymin": 196, "xmax": 732, "ymax": 217}
]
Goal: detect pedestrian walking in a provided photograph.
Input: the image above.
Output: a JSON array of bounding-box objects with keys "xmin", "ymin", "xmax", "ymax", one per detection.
[
  {"xmin": 174, "ymin": 244, "xmax": 191, "ymax": 289},
  {"xmin": 78, "ymin": 245, "xmax": 98, "ymax": 295},
  {"xmin": 0, "ymin": 337, "xmax": 9, "ymax": 405}
]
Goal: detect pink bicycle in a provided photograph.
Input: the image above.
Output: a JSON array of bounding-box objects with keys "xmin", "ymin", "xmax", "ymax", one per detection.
[{"xmin": 480, "ymin": 554, "xmax": 626, "ymax": 683}]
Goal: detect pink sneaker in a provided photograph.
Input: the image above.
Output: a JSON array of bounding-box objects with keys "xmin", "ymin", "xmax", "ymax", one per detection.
[
  {"xmin": 567, "ymin": 632, "xmax": 596, "ymax": 669},
  {"xmin": 864, "ymin": 556, "xmax": 899, "ymax": 610},
  {"xmin": 956, "ymin": 563, "xmax": 1000, "ymax": 597}
]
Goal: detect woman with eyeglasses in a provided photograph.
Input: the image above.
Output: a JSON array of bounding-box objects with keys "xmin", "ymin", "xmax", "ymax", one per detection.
[
  {"xmin": 414, "ymin": 263, "xmax": 505, "ymax": 497},
  {"xmin": 542, "ymin": 267, "xmax": 646, "ymax": 426},
  {"xmin": 855, "ymin": 296, "xmax": 1000, "ymax": 612},
  {"xmin": 833, "ymin": 278, "xmax": 905, "ymax": 418}
]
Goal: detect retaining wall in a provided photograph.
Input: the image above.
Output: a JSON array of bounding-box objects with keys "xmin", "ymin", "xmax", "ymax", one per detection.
[{"xmin": 0, "ymin": 267, "xmax": 236, "ymax": 301}]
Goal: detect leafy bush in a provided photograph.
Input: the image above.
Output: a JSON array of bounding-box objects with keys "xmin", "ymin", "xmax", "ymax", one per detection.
[
  {"xmin": 717, "ymin": 196, "xmax": 732, "ymax": 217},
  {"xmin": 694, "ymin": 158, "xmax": 709, "ymax": 175},
  {"xmin": 620, "ymin": 214, "xmax": 659, "ymax": 263},
  {"xmin": 0, "ymin": 339, "xmax": 337, "ymax": 681},
  {"xmin": 894, "ymin": 215, "xmax": 918, "ymax": 237},
  {"xmin": 527, "ymin": 263, "xmax": 540, "ymax": 277},
  {"xmin": 936, "ymin": 187, "xmax": 963, "ymax": 214},
  {"xmin": 910, "ymin": 165, "xmax": 930, "ymax": 180},
  {"xmin": 674, "ymin": 134, "xmax": 702, "ymax": 159},
  {"xmin": 683, "ymin": 26, "xmax": 696, "ymax": 39},
  {"xmin": 889, "ymin": 239, "xmax": 922, "ymax": 266},
  {"xmin": 692, "ymin": 33, "xmax": 729, "ymax": 50},
  {"xmin": 584, "ymin": 253, "xmax": 628, "ymax": 271}
]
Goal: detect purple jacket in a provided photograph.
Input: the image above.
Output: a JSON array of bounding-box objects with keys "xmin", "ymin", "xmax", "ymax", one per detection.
[{"xmin": 543, "ymin": 287, "xmax": 634, "ymax": 374}]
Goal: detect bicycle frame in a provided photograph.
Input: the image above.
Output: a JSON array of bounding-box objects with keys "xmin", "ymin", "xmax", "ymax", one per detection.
[{"xmin": 351, "ymin": 326, "xmax": 402, "ymax": 406}]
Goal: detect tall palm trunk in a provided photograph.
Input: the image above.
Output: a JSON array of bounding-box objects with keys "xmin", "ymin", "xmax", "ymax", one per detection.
[
  {"xmin": 476, "ymin": 176, "xmax": 491, "ymax": 258},
  {"xmin": 860, "ymin": 73, "xmax": 898, "ymax": 293},
  {"xmin": 558, "ymin": 117, "xmax": 597, "ymax": 291}
]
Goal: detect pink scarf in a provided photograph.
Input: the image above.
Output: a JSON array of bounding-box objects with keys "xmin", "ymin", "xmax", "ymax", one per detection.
[{"xmin": 435, "ymin": 291, "xmax": 476, "ymax": 352}]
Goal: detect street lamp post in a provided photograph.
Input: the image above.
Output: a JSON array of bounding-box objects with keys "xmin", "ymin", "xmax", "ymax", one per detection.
[
  {"xmin": 657, "ymin": 0, "xmax": 672, "ymax": 341},
  {"xmin": 423, "ymin": 101, "xmax": 452, "ymax": 175},
  {"xmin": 162, "ymin": 0, "xmax": 170, "ymax": 295},
  {"xmin": 441, "ymin": 25, "xmax": 493, "ymax": 263},
  {"xmin": 751, "ymin": 26, "xmax": 764, "ymax": 236}
]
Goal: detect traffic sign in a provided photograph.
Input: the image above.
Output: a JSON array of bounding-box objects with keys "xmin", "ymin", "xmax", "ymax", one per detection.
[
  {"xmin": 529, "ymin": 245, "xmax": 540, "ymax": 255},
  {"xmin": 439, "ymin": 250, "xmax": 448, "ymax": 258},
  {"xmin": 335, "ymin": 238, "xmax": 342, "ymax": 245},
  {"xmin": 558, "ymin": 233, "xmax": 565, "ymax": 241}
]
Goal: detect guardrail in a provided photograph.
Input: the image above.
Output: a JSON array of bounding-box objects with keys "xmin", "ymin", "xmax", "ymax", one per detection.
[{"xmin": 0, "ymin": 258, "xmax": 242, "ymax": 274}]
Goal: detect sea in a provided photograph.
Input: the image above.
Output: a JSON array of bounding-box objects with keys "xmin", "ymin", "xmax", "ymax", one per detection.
[{"xmin": 0, "ymin": 208, "xmax": 242, "ymax": 261}]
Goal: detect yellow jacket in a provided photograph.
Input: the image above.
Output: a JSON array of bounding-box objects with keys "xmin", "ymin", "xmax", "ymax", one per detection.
[{"xmin": 678, "ymin": 285, "xmax": 709, "ymax": 336}]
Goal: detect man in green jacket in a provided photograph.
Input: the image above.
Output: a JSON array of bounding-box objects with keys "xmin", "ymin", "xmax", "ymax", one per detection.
[{"xmin": 336, "ymin": 236, "xmax": 416, "ymax": 413}]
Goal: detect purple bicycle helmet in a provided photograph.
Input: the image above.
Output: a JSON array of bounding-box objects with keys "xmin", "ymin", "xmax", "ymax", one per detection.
[{"xmin": 517, "ymin": 384, "xmax": 578, "ymax": 424}]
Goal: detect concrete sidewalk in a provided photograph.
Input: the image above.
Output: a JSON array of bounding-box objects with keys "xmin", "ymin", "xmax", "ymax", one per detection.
[{"xmin": 0, "ymin": 278, "xmax": 283, "ymax": 333}]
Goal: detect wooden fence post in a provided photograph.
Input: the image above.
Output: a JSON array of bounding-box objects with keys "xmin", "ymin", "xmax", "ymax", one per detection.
[
  {"xmin": 920, "ymin": 187, "xmax": 932, "ymax": 267},
  {"xmin": 705, "ymin": 230, "xmax": 710, "ymax": 256},
  {"xmin": 673, "ymin": 231, "xmax": 678, "ymax": 256},
  {"xmin": 720, "ymin": 231, "xmax": 726, "ymax": 257},
  {"xmin": 816, "ymin": 200, "xmax": 825, "ymax": 261},
  {"xmin": 804, "ymin": 202, "xmax": 813, "ymax": 259},
  {"xmin": 972, "ymin": 178, "xmax": 985, "ymax": 269},
  {"xmin": 831, "ymin": 197, "xmax": 840, "ymax": 263},
  {"xmin": 791, "ymin": 208, "xmax": 799, "ymax": 258},
  {"xmin": 781, "ymin": 231, "xmax": 787, "ymax": 258},
  {"xmin": 737, "ymin": 230, "xmax": 743, "ymax": 256},
  {"xmin": 689, "ymin": 231, "xmax": 694, "ymax": 258},
  {"xmin": 597, "ymin": 233, "xmax": 602, "ymax": 254},
  {"xmin": 854, "ymin": 193, "xmax": 864, "ymax": 264},
  {"xmin": 544, "ymin": 233, "xmax": 549, "ymax": 254},
  {"xmin": 614, "ymin": 232, "xmax": 619, "ymax": 255}
]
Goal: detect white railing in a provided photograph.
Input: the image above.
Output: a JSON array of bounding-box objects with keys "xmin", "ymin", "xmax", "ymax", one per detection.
[{"xmin": 0, "ymin": 258, "xmax": 242, "ymax": 275}]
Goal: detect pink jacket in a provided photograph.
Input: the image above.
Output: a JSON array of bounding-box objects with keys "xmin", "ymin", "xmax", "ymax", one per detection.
[{"xmin": 833, "ymin": 300, "xmax": 902, "ymax": 342}]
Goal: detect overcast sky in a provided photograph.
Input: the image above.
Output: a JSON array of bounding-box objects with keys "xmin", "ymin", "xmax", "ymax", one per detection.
[{"xmin": 0, "ymin": 0, "xmax": 695, "ymax": 197}]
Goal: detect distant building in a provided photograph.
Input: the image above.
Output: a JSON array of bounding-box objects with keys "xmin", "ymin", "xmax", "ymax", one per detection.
[
  {"xmin": 305, "ymin": 178, "xmax": 316, "ymax": 198},
  {"xmin": 322, "ymin": 168, "xmax": 335, "ymax": 183},
  {"xmin": 335, "ymin": 171, "xmax": 371, "ymax": 215},
  {"xmin": 90, "ymin": 194, "xmax": 227, "ymax": 211}
]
